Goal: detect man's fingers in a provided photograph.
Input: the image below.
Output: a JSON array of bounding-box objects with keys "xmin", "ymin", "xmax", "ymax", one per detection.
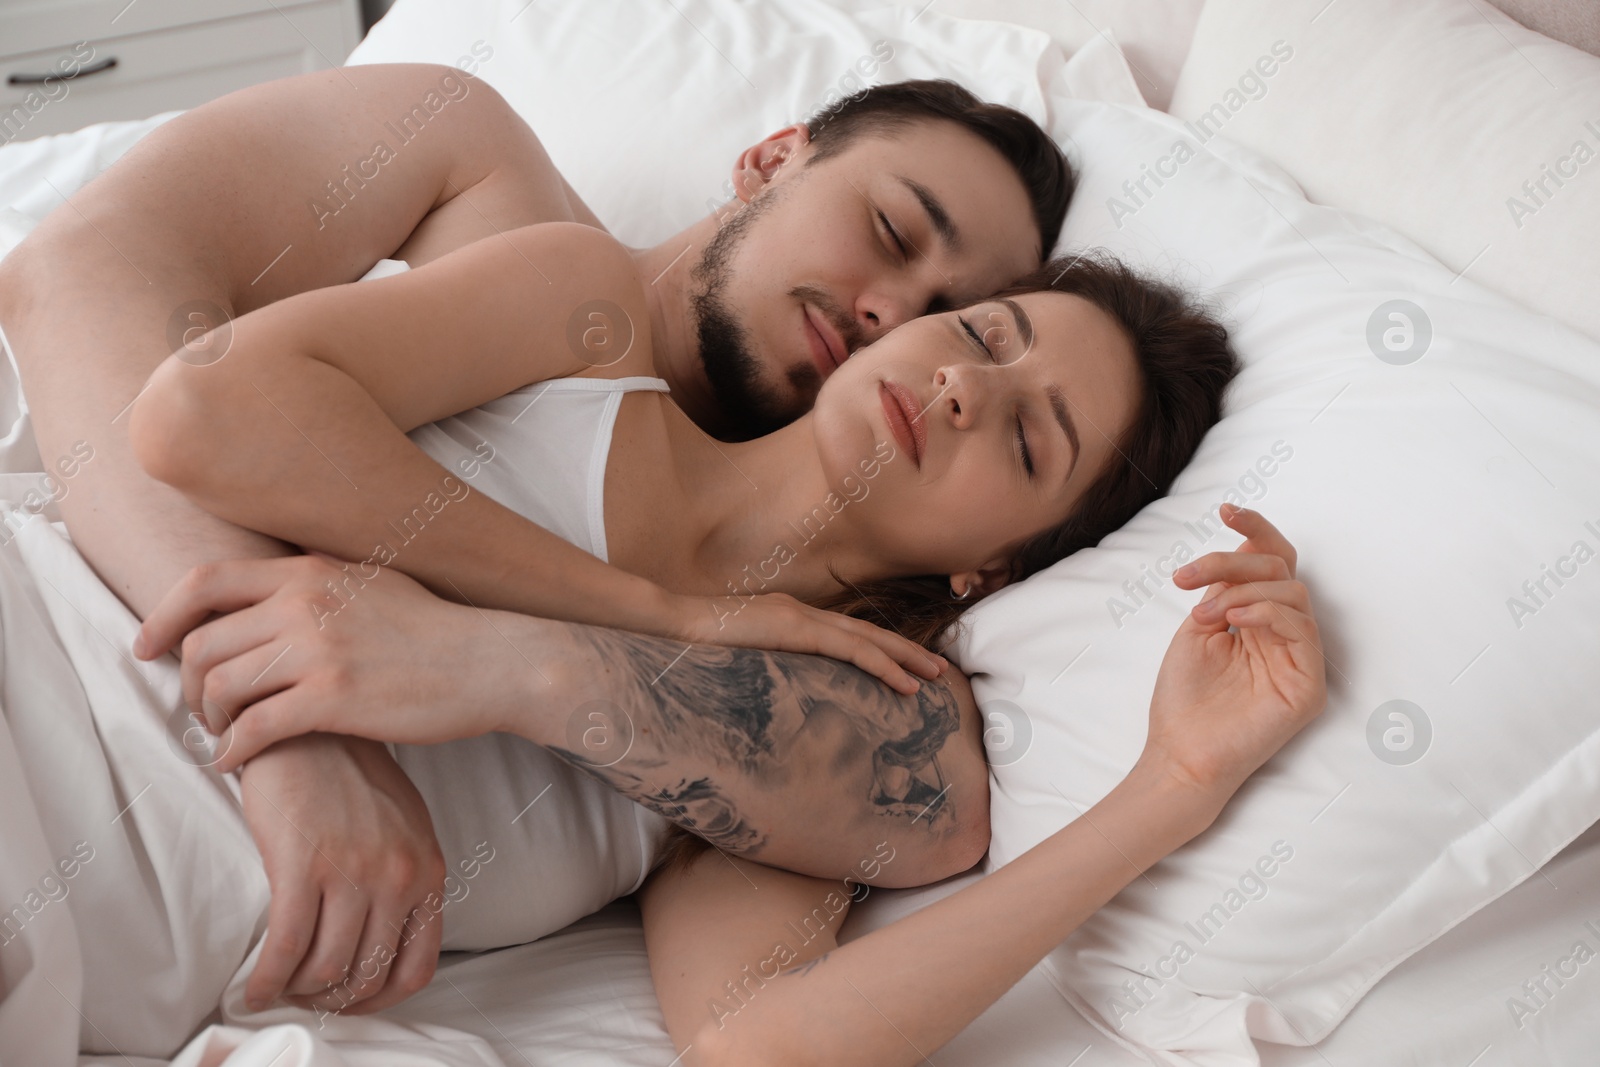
[
  {"xmin": 829, "ymin": 613, "xmax": 945, "ymax": 679},
  {"xmin": 331, "ymin": 897, "xmax": 413, "ymax": 1011},
  {"xmin": 137, "ymin": 558, "xmax": 303, "ymax": 659},
  {"xmin": 839, "ymin": 638, "xmax": 920, "ymax": 694},
  {"xmin": 245, "ymin": 880, "xmax": 321, "ymax": 1011},
  {"xmin": 816, "ymin": 620, "xmax": 920, "ymax": 693},
  {"xmin": 841, "ymin": 618, "xmax": 944, "ymax": 680},
  {"xmin": 283, "ymin": 886, "xmax": 368, "ymax": 1000},
  {"xmin": 338, "ymin": 896, "xmax": 443, "ymax": 1016}
]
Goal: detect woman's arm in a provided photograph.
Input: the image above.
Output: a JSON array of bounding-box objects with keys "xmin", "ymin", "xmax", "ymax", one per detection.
[
  {"xmin": 638, "ymin": 505, "xmax": 1327, "ymax": 1067},
  {"xmin": 126, "ymin": 225, "xmax": 940, "ymax": 691},
  {"xmin": 640, "ymin": 762, "xmax": 1202, "ymax": 1067}
]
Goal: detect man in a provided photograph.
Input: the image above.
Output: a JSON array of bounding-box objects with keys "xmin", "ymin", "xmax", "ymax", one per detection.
[{"xmin": 0, "ymin": 63, "xmax": 1071, "ymax": 1016}]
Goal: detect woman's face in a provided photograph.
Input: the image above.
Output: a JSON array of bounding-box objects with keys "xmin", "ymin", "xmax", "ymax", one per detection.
[{"xmin": 810, "ymin": 290, "xmax": 1144, "ymax": 590}]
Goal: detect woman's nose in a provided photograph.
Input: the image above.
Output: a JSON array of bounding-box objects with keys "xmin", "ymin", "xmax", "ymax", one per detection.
[{"xmin": 933, "ymin": 364, "xmax": 986, "ymax": 428}]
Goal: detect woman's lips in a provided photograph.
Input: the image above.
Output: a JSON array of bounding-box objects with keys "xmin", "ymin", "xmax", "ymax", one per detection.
[
  {"xmin": 803, "ymin": 305, "xmax": 847, "ymax": 379},
  {"xmin": 879, "ymin": 380, "xmax": 926, "ymax": 468}
]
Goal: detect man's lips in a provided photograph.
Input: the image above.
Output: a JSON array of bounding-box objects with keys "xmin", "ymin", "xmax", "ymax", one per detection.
[
  {"xmin": 879, "ymin": 380, "xmax": 926, "ymax": 468},
  {"xmin": 803, "ymin": 304, "xmax": 848, "ymax": 378}
]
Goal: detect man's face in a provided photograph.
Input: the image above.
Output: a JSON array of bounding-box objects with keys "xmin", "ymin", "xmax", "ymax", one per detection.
[{"xmin": 691, "ymin": 120, "xmax": 1044, "ymax": 440}]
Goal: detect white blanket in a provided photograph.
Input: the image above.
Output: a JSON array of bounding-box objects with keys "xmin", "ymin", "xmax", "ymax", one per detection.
[
  {"xmin": 0, "ymin": 485, "xmax": 530, "ymax": 1065},
  {"xmin": 0, "ymin": 158, "xmax": 519, "ymax": 1062}
]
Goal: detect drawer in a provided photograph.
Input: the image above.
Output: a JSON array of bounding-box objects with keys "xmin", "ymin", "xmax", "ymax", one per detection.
[
  {"xmin": 0, "ymin": 0, "xmax": 310, "ymax": 59},
  {"xmin": 0, "ymin": 1, "xmax": 358, "ymax": 144}
]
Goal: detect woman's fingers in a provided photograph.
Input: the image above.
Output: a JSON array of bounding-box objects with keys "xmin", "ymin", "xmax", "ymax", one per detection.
[
  {"xmin": 197, "ymin": 636, "xmax": 301, "ymax": 728},
  {"xmin": 215, "ymin": 689, "xmax": 315, "ymax": 773},
  {"xmin": 1173, "ymin": 545, "xmax": 1294, "ymax": 594},
  {"xmin": 136, "ymin": 557, "xmax": 305, "ymax": 659},
  {"xmin": 1221, "ymin": 599, "xmax": 1321, "ymax": 651},
  {"xmin": 1189, "ymin": 579, "xmax": 1310, "ymax": 623},
  {"xmin": 1189, "ymin": 580, "xmax": 1317, "ymax": 649},
  {"xmin": 173, "ymin": 610, "xmax": 290, "ymax": 729},
  {"xmin": 1224, "ymin": 504, "xmax": 1297, "ymax": 574}
]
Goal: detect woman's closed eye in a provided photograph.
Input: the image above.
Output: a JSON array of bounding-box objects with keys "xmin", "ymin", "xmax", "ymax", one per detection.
[
  {"xmin": 959, "ymin": 315, "xmax": 1036, "ymax": 478},
  {"xmin": 959, "ymin": 315, "xmax": 995, "ymax": 360}
]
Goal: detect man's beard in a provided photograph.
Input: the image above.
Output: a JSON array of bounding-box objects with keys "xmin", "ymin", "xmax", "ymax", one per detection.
[{"xmin": 691, "ymin": 188, "xmax": 822, "ymax": 441}]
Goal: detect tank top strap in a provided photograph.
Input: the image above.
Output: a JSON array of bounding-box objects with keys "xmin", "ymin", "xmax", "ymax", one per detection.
[{"xmin": 538, "ymin": 375, "xmax": 670, "ymax": 395}]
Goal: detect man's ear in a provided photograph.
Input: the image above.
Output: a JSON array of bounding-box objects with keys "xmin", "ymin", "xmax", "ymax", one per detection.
[
  {"xmin": 730, "ymin": 124, "xmax": 811, "ymax": 203},
  {"xmin": 949, "ymin": 560, "xmax": 1014, "ymax": 602}
]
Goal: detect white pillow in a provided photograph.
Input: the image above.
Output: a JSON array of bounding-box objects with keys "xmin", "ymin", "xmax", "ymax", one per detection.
[
  {"xmin": 1168, "ymin": 0, "xmax": 1600, "ymax": 346},
  {"xmin": 874, "ymin": 0, "xmax": 1205, "ymax": 110},
  {"xmin": 349, "ymin": 0, "xmax": 1065, "ymax": 246},
  {"xmin": 952, "ymin": 91, "xmax": 1600, "ymax": 1063}
]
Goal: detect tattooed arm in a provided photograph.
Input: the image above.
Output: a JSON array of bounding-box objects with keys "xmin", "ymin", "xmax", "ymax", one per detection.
[
  {"xmin": 139, "ymin": 556, "xmax": 991, "ymax": 886},
  {"xmin": 540, "ymin": 628, "xmax": 989, "ymax": 885}
]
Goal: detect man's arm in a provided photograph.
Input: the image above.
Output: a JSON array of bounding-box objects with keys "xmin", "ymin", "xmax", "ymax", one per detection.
[
  {"xmin": 0, "ymin": 62, "xmax": 582, "ymax": 1013},
  {"xmin": 0, "ymin": 62, "xmax": 577, "ymax": 616}
]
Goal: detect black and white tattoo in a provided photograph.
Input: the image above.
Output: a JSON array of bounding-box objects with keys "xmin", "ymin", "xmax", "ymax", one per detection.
[{"xmin": 545, "ymin": 629, "xmax": 965, "ymax": 859}]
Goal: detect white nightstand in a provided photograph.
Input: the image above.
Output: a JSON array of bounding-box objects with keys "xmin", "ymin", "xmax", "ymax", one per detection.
[{"xmin": 0, "ymin": 0, "xmax": 363, "ymax": 146}]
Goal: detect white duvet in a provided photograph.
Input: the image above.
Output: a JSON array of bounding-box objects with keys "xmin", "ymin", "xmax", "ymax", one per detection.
[{"xmin": 0, "ymin": 453, "xmax": 534, "ymax": 1066}]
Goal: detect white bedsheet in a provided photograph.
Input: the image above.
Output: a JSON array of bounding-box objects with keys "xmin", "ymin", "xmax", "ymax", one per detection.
[{"xmin": 223, "ymin": 819, "xmax": 1600, "ymax": 1067}]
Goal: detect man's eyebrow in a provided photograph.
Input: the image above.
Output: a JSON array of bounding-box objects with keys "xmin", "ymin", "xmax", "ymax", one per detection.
[{"xmin": 895, "ymin": 176, "xmax": 961, "ymax": 252}]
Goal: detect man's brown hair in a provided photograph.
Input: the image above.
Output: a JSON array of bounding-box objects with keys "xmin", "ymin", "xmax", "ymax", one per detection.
[{"xmin": 805, "ymin": 78, "xmax": 1076, "ymax": 257}]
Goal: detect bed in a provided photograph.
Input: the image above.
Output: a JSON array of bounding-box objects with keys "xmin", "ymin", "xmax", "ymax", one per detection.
[{"xmin": 4, "ymin": 1, "xmax": 1599, "ymax": 1064}]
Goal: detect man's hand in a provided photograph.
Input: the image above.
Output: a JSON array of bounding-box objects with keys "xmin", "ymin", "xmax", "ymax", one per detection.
[
  {"xmin": 239, "ymin": 734, "xmax": 446, "ymax": 1015},
  {"xmin": 672, "ymin": 591, "xmax": 948, "ymax": 696}
]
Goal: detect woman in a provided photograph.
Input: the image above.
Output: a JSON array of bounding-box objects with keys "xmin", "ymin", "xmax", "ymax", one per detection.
[{"xmin": 129, "ymin": 225, "xmax": 1324, "ymax": 1064}]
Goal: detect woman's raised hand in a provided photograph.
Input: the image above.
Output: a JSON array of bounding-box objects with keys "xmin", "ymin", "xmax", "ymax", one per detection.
[
  {"xmin": 1139, "ymin": 504, "xmax": 1327, "ymax": 814},
  {"xmin": 672, "ymin": 592, "xmax": 948, "ymax": 695}
]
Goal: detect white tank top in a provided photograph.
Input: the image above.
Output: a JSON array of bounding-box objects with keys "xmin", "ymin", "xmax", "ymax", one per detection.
[{"xmin": 359, "ymin": 257, "xmax": 674, "ymax": 951}]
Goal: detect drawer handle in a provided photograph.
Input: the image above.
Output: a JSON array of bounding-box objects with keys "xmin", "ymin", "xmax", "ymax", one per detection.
[{"xmin": 8, "ymin": 57, "xmax": 118, "ymax": 86}]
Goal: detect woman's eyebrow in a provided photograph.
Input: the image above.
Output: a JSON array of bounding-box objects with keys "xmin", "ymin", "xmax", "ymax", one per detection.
[
  {"xmin": 996, "ymin": 297, "xmax": 1033, "ymax": 351},
  {"xmin": 1046, "ymin": 383, "xmax": 1080, "ymax": 481}
]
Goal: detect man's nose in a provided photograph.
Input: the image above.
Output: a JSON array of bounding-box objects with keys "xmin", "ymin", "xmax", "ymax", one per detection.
[{"xmin": 855, "ymin": 283, "xmax": 927, "ymax": 340}]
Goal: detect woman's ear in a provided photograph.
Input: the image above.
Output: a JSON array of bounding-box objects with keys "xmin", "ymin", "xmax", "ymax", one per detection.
[
  {"xmin": 729, "ymin": 124, "xmax": 811, "ymax": 203},
  {"xmin": 949, "ymin": 561, "xmax": 1014, "ymax": 602}
]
